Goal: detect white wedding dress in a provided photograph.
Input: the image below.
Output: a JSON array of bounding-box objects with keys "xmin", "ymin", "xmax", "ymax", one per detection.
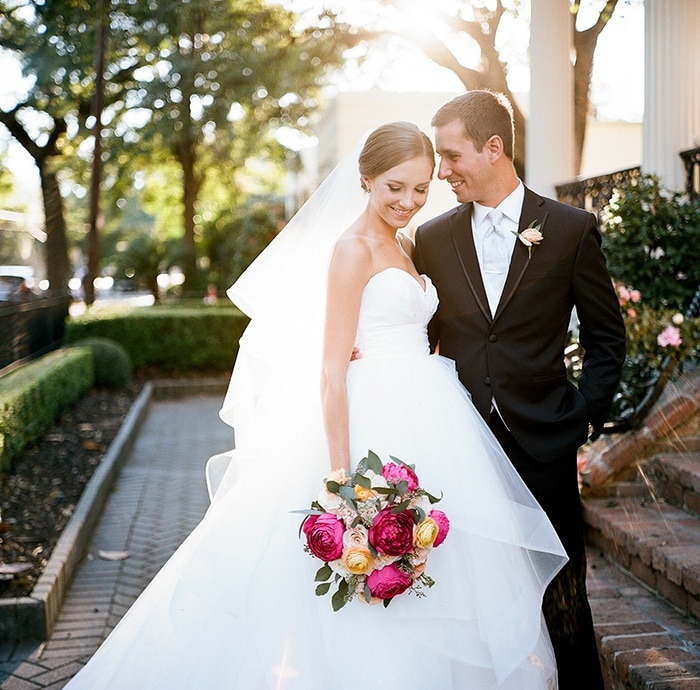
[{"xmin": 65, "ymin": 267, "xmax": 567, "ymax": 690}]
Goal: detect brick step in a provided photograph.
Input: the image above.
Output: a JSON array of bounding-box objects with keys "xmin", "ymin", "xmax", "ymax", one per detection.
[
  {"xmin": 584, "ymin": 496, "xmax": 700, "ymax": 624},
  {"xmin": 587, "ymin": 548, "xmax": 700, "ymax": 689},
  {"xmin": 643, "ymin": 451, "xmax": 700, "ymax": 516}
]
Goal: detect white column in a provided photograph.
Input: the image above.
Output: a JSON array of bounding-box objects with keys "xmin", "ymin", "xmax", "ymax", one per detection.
[
  {"xmin": 527, "ymin": 0, "xmax": 576, "ymax": 197},
  {"xmin": 643, "ymin": 0, "xmax": 700, "ymax": 191}
]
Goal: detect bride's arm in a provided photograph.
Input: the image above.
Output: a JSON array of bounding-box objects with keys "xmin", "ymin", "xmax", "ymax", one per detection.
[{"xmin": 321, "ymin": 238, "xmax": 372, "ymax": 472}]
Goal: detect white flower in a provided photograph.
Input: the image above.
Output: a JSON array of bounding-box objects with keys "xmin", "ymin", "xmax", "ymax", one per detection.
[
  {"xmin": 672, "ymin": 313, "xmax": 684, "ymax": 325},
  {"xmin": 513, "ymin": 221, "xmax": 543, "ymax": 258}
]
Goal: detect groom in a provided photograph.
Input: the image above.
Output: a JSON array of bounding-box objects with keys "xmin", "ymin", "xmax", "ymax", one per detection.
[{"xmin": 413, "ymin": 91, "xmax": 626, "ymax": 688}]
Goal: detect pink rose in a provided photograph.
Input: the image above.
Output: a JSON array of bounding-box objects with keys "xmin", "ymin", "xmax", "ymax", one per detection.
[
  {"xmin": 366, "ymin": 563, "xmax": 412, "ymax": 600},
  {"xmin": 657, "ymin": 325, "xmax": 682, "ymax": 348},
  {"xmin": 429, "ymin": 509, "xmax": 450, "ymax": 547},
  {"xmin": 303, "ymin": 513, "xmax": 345, "ymax": 562},
  {"xmin": 382, "ymin": 462, "xmax": 419, "ymax": 492},
  {"xmin": 630, "ymin": 290, "xmax": 641, "ymax": 303},
  {"xmin": 369, "ymin": 508, "xmax": 415, "ymax": 556}
]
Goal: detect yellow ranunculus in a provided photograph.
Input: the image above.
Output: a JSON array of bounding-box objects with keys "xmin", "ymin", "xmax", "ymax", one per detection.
[
  {"xmin": 354, "ymin": 485, "xmax": 374, "ymax": 501},
  {"xmin": 414, "ymin": 517, "xmax": 439, "ymax": 549},
  {"xmin": 343, "ymin": 547, "xmax": 374, "ymax": 575}
]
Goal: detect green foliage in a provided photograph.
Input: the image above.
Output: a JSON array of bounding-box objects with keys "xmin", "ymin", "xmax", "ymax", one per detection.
[
  {"xmin": 69, "ymin": 337, "xmax": 133, "ymax": 389},
  {"xmin": 601, "ymin": 174, "xmax": 700, "ymax": 310},
  {"xmin": 0, "ymin": 348, "xmax": 94, "ymax": 473},
  {"xmin": 200, "ymin": 197, "xmax": 284, "ymax": 290},
  {"xmin": 65, "ymin": 305, "xmax": 249, "ymax": 372},
  {"xmin": 567, "ymin": 281, "xmax": 700, "ymax": 427}
]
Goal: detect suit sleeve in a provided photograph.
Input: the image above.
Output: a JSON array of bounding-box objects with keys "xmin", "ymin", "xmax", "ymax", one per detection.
[{"xmin": 571, "ymin": 214, "xmax": 626, "ymax": 431}]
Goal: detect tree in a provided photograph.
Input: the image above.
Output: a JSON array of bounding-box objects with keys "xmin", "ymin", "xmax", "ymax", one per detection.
[
  {"xmin": 94, "ymin": 0, "xmax": 362, "ymax": 291},
  {"xmin": 370, "ymin": 0, "xmax": 626, "ymax": 176},
  {"xmin": 0, "ymin": 0, "xmax": 362, "ymax": 296}
]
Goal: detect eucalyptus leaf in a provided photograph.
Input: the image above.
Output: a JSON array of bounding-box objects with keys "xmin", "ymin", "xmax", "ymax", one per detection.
[
  {"xmin": 326, "ymin": 480, "xmax": 341, "ymax": 495},
  {"xmin": 426, "ymin": 491, "xmax": 443, "ymax": 504},
  {"xmin": 315, "ymin": 582, "xmax": 332, "ymax": 596},
  {"xmin": 391, "ymin": 500, "xmax": 410, "ymax": 513},
  {"xmin": 355, "ymin": 474, "xmax": 371, "ymax": 488},
  {"xmin": 332, "ymin": 580, "xmax": 349, "ymax": 612},
  {"xmin": 396, "ymin": 480, "xmax": 408, "ymax": 495},
  {"xmin": 390, "ymin": 455, "xmax": 415, "ymax": 470},
  {"xmin": 315, "ymin": 564, "xmax": 332, "ymax": 582},
  {"xmin": 338, "ymin": 485, "xmax": 357, "ymax": 504},
  {"xmin": 366, "ymin": 450, "xmax": 383, "ymax": 474}
]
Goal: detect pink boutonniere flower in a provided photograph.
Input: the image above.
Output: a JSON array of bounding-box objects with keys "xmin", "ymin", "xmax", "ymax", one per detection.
[{"xmin": 513, "ymin": 221, "xmax": 543, "ymax": 259}]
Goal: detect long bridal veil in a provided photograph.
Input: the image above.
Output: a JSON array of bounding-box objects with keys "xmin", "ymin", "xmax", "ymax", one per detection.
[{"xmin": 206, "ymin": 135, "xmax": 370, "ymax": 501}]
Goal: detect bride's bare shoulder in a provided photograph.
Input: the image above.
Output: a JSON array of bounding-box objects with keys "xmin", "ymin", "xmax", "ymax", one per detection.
[{"xmin": 396, "ymin": 231, "xmax": 415, "ymax": 258}]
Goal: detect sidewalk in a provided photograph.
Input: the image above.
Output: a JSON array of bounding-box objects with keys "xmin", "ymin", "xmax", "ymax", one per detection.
[{"xmin": 0, "ymin": 392, "xmax": 232, "ymax": 689}]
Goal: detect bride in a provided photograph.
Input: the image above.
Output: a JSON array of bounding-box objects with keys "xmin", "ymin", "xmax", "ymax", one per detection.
[{"xmin": 64, "ymin": 122, "xmax": 567, "ymax": 689}]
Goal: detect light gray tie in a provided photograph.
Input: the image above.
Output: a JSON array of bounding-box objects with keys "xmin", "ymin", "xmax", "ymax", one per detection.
[{"xmin": 481, "ymin": 209, "xmax": 509, "ymax": 315}]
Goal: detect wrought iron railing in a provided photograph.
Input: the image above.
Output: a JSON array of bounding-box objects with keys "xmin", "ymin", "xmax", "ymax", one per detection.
[
  {"xmin": 679, "ymin": 146, "xmax": 700, "ymax": 199},
  {"xmin": 555, "ymin": 167, "xmax": 641, "ymax": 218},
  {"xmin": 0, "ymin": 295, "xmax": 71, "ymax": 375}
]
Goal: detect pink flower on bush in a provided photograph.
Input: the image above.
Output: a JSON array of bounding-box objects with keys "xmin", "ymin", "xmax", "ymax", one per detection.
[
  {"xmin": 630, "ymin": 290, "xmax": 641, "ymax": 303},
  {"xmin": 303, "ymin": 513, "xmax": 345, "ymax": 562},
  {"xmin": 657, "ymin": 325, "xmax": 682, "ymax": 348},
  {"xmin": 626, "ymin": 308, "xmax": 637, "ymax": 319},
  {"xmin": 369, "ymin": 508, "xmax": 415, "ymax": 556},
  {"xmin": 366, "ymin": 563, "xmax": 412, "ymax": 600},
  {"xmin": 381, "ymin": 462, "xmax": 419, "ymax": 491},
  {"xmin": 429, "ymin": 509, "xmax": 450, "ymax": 547}
]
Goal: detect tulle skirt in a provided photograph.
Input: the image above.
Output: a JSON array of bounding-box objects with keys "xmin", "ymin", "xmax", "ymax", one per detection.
[{"xmin": 64, "ymin": 353, "xmax": 566, "ymax": 689}]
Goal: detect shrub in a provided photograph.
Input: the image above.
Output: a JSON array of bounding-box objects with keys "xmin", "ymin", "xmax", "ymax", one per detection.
[
  {"xmin": 600, "ymin": 174, "xmax": 700, "ymax": 310},
  {"xmin": 0, "ymin": 348, "xmax": 93, "ymax": 472},
  {"xmin": 65, "ymin": 305, "xmax": 249, "ymax": 373},
  {"xmin": 70, "ymin": 337, "xmax": 133, "ymax": 388}
]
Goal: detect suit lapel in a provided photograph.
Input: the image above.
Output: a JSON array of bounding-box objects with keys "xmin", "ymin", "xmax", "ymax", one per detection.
[
  {"xmin": 448, "ymin": 203, "xmax": 492, "ymax": 322},
  {"xmin": 493, "ymin": 188, "xmax": 549, "ymax": 322}
]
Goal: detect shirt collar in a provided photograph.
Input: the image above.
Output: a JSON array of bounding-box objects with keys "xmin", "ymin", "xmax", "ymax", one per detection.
[{"xmin": 472, "ymin": 180, "xmax": 524, "ymax": 229}]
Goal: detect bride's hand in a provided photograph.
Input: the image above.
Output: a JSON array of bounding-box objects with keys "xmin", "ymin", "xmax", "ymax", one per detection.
[{"xmin": 350, "ymin": 346, "xmax": 362, "ymax": 361}]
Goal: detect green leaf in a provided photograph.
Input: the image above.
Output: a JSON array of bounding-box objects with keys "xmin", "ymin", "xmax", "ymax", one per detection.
[
  {"xmin": 315, "ymin": 582, "xmax": 332, "ymax": 596},
  {"xmin": 363, "ymin": 584, "xmax": 372, "ymax": 603},
  {"xmin": 389, "ymin": 455, "xmax": 415, "ymax": 471},
  {"xmin": 366, "ymin": 450, "xmax": 383, "ymax": 475},
  {"xmin": 315, "ymin": 564, "xmax": 332, "ymax": 582},
  {"xmin": 425, "ymin": 491, "xmax": 443, "ymax": 504},
  {"xmin": 355, "ymin": 473, "xmax": 371, "ymax": 488},
  {"xmin": 326, "ymin": 480, "xmax": 340, "ymax": 494},
  {"xmin": 331, "ymin": 579, "xmax": 349, "ymax": 612},
  {"xmin": 396, "ymin": 479, "xmax": 408, "ymax": 495},
  {"xmin": 391, "ymin": 499, "xmax": 410, "ymax": 514},
  {"xmin": 338, "ymin": 485, "xmax": 357, "ymax": 504},
  {"xmin": 410, "ymin": 506, "xmax": 426, "ymax": 523}
]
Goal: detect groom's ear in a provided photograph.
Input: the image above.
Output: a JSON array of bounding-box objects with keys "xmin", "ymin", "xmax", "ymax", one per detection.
[{"xmin": 485, "ymin": 135, "xmax": 504, "ymax": 162}]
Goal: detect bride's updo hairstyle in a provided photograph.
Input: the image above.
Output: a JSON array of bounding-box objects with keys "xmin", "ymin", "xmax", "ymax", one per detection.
[{"xmin": 358, "ymin": 122, "xmax": 435, "ymax": 192}]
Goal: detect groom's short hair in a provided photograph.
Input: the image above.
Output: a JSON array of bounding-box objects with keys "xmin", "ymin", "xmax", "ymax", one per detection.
[{"xmin": 432, "ymin": 90, "xmax": 515, "ymax": 161}]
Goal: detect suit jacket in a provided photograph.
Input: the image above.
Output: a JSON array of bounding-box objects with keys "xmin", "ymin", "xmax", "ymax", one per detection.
[{"xmin": 413, "ymin": 187, "xmax": 626, "ymax": 463}]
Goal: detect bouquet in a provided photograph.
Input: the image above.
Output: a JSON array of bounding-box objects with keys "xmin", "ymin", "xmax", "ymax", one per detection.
[{"xmin": 297, "ymin": 451, "xmax": 450, "ymax": 611}]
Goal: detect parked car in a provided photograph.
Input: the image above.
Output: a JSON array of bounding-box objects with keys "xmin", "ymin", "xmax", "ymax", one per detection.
[{"xmin": 0, "ymin": 266, "xmax": 39, "ymax": 302}]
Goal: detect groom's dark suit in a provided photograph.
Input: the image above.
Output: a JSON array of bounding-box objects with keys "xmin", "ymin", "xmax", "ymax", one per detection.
[{"xmin": 414, "ymin": 186, "xmax": 626, "ymax": 688}]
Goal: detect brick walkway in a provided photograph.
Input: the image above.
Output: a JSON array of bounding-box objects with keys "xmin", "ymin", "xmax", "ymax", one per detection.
[
  {"xmin": 0, "ymin": 394, "xmax": 231, "ymax": 689},
  {"xmin": 1, "ymin": 384, "xmax": 698, "ymax": 689}
]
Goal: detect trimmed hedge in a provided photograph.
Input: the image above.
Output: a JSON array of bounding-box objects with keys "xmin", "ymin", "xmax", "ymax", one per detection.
[
  {"xmin": 64, "ymin": 306, "xmax": 249, "ymax": 372},
  {"xmin": 0, "ymin": 348, "xmax": 94, "ymax": 473},
  {"xmin": 70, "ymin": 337, "xmax": 133, "ymax": 388}
]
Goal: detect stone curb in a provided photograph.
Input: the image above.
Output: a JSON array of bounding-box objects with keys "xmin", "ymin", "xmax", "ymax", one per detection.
[{"xmin": 0, "ymin": 377, "xmax": 228, "ymax": 643}]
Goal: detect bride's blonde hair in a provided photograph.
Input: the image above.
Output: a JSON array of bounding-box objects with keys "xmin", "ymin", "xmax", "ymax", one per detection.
[{"xmin": 358, "ymin": 122, "xmax": 435, "ymax": 192}]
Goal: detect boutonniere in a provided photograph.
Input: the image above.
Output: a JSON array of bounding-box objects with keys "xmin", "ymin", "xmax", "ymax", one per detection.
[{"xmin": 513, "ymin": 220, "xmax": 543, "ymax": 259}]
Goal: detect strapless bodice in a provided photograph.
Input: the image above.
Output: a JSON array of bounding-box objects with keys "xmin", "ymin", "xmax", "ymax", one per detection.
[{"xmin": 353, "ymin": 267, "xmax": 438, "ymax": 358}]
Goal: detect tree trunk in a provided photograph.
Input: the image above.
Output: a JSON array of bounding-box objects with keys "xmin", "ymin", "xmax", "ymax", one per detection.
[{"xmin": 38, "ymin": 162, "xmax": 71, "ymax": 295}]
